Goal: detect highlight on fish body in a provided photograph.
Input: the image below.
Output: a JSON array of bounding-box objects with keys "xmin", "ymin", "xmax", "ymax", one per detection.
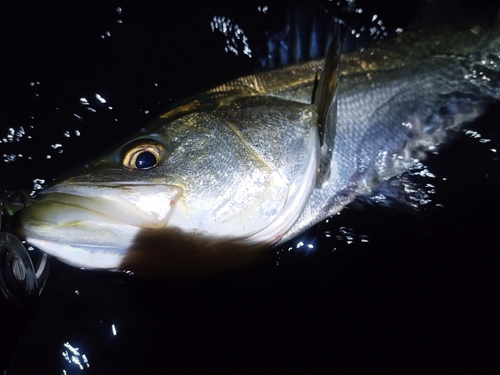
[{"xmin": 11, "ymin": 18, "xmax": 500, "ymax": 276}]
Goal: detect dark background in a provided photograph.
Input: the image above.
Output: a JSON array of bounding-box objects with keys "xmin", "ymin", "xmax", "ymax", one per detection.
[{"xmin": 1, "ymin": 0, "xmax": 499, "ymax": 373}]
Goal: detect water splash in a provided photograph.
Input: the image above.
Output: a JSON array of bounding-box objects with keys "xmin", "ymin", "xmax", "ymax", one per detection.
[{"xmin": 210, "ymin": 16, "xmax": 252, "ymax": 58}]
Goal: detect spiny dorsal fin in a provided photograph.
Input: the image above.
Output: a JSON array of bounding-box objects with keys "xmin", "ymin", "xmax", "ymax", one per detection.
[{"xmin": 314, "ymin": 29, "xmax": 340, "ymax": 187}]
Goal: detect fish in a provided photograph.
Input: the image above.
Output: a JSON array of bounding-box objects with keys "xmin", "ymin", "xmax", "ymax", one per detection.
[{"xmin": 13, "ymin": 20, "xmax": 500, "ymax": 276}]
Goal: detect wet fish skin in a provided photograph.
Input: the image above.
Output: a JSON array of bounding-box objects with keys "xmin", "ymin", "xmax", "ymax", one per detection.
[
  {"xmin": 281, "ymin": 24, "xmax": 500, "ymax": 242},
  {"xmin": 16, "ymin": 23, "xmax": 500, "ymax": 275}
]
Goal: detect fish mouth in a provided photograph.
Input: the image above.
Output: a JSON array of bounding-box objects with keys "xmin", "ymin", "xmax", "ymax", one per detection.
[
  {"xmin": 15, "ymin": 182, "xmax": 183, "ymax": 269},
  {"xmin": 30, "ymin": 182, "xmax": 183, "ymax": 228}
]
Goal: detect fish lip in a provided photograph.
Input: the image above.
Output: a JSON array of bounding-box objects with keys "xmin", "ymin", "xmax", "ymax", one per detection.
[
  {"xmin": 32, "ymin": 181, "xmax": 184, "ymax": 229},
  {"xmin": 38, "ymin": 180, "xmax": 180, "ymax": 192}
]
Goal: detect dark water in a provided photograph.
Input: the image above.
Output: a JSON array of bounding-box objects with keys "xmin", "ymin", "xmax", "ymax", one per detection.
[{"xmin": 1, "ymin": 0, "xmax": 499, "ymax": 373}]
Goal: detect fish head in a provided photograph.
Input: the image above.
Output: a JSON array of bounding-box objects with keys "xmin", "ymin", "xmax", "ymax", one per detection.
[{"xmin": 15, "ymin": 94, "xmax": 320, "ymax": 276}]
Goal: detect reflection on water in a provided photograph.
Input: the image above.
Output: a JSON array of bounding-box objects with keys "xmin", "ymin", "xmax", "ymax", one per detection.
[{"xmin": 62, "ymin": 341, "xmax": 90, "ymax": 372}]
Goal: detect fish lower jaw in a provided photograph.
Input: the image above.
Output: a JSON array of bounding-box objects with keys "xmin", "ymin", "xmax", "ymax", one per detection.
[
  {"xmin": 27, "ymin": 238, "xmax": 127, "ymax": 270},
  {"xmin": 21, "ymin": 216, "xmax": 142, "ymax": 270}
]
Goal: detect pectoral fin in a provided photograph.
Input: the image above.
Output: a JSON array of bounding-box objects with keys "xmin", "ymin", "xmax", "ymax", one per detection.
[{"xmin": 313, "ymin": 30, "xmax": 340, "ymax": 187}]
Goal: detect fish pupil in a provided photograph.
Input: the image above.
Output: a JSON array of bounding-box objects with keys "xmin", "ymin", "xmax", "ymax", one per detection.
[{"xmin": 135, "ymin": 151, "xmax": 157, "ymax": 169}]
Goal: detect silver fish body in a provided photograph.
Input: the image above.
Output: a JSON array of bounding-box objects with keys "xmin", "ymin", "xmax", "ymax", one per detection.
[
  {"xmin": 16, "ymin": 23, "xmax": 500, "ymax": 275},
  {"xmin": 283, "ymin": 24, "xmax": 500, "ymax": 242}
]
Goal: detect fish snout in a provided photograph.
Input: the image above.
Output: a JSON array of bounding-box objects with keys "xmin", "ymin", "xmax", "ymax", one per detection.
[{"xmin": 35, "ymin": 182, "xmax": 184, "ymax": 229}]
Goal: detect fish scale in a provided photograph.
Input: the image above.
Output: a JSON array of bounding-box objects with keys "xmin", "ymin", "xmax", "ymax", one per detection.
[{"xmin": 281, "ymin": 24, "xmax": 500, "ymax": 242}]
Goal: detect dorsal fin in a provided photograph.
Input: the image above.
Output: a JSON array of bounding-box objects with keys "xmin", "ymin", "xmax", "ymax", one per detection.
[{"xmin": 313, "ymin": 29, "xmax": 340, "ymax": 187}]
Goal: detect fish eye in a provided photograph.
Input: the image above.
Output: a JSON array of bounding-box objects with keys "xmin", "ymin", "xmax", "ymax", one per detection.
[{"xmin": 122, "ymin": 140, "xmax": 166, "ymax": 170}]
